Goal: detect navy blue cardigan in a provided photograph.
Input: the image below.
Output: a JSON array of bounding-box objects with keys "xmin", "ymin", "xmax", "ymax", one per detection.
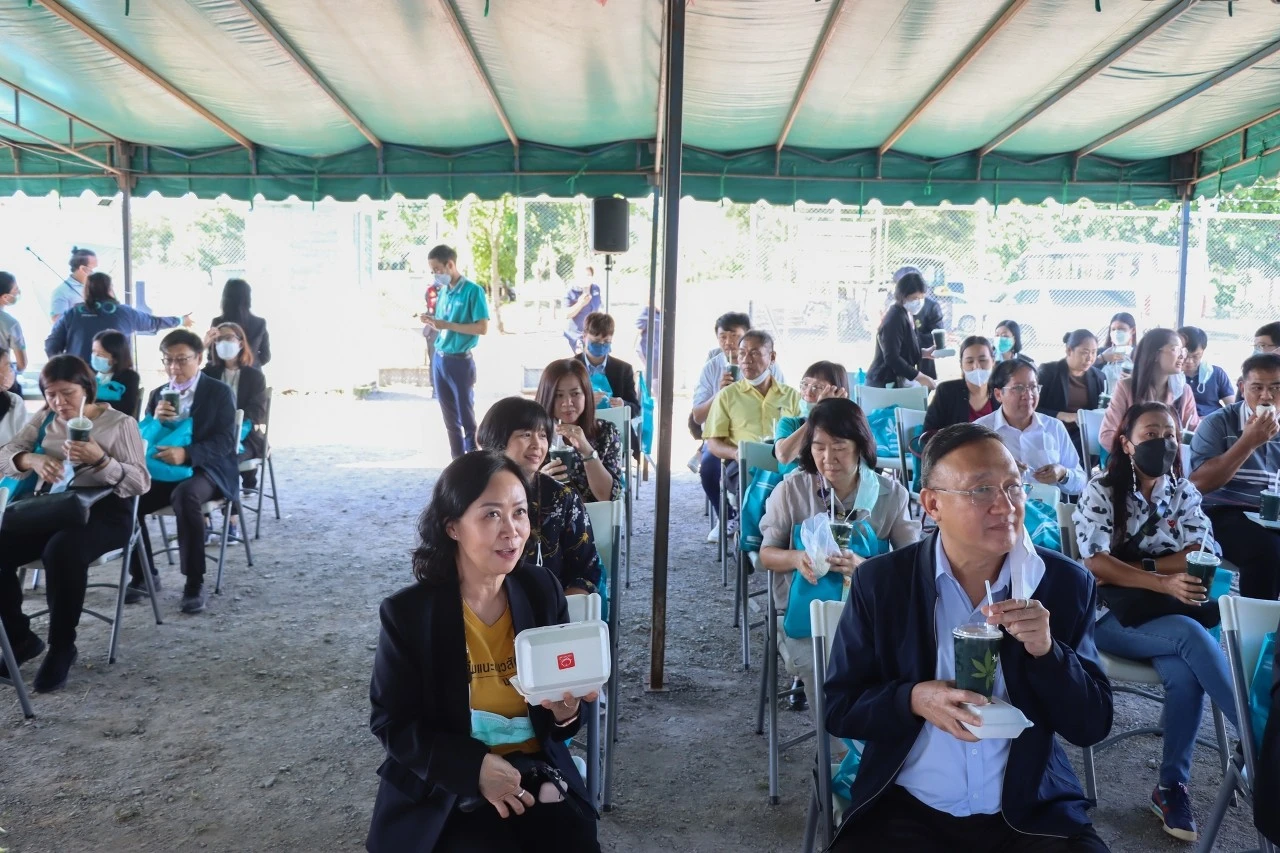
[{"xmin": 824, "ymin": 533, "xmax": 1112, "ymax": 845}]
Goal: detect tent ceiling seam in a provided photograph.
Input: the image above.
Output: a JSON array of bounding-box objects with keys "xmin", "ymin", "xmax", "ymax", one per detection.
[
  {"xmin": 776, "ymin": 0, "xmax": 848, "ymax": 154},
  {"xmin": 436, "ymin": 0, "xmax": 518, "ymax": 154}
]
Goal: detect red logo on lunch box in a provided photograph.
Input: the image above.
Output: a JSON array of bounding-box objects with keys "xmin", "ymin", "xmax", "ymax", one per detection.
[{"xmin": 557, "ymin": 652, "xmax": 576, "ymax": 671}]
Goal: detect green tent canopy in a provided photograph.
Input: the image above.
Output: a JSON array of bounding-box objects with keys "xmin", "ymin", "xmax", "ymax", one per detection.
[{"xmin": 1, "ymin": 0, "xmax": 1278, "ymax": 204}]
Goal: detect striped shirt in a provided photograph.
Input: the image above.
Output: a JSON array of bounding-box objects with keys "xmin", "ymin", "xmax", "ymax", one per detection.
[{"xmin": 1190, "ymin": 402, "xmax": 1280, "ymax": 509}]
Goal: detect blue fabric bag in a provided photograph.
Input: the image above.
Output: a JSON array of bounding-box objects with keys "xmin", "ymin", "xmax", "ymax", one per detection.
[
  {"xmin": 783, "ymin": 518, "xmax": 889, "ymax": 639},
  {"xmin": 588, "ymin": 371, "xmax": 613, "ymax": 410},
  {"xmin": 1250, "ymin": 632, "xmax": 1275, "ymax": 752},
  {"xmin": 0, "ymin": 413, "xmax": 55, "ymax": 502},
  {"xmin": 638, "ymin": 372, "xmax": 654, "ymax": 455},
  {"xmin": 831, "ymin": 742, "xmax": 863, "ymax": 802},
  {"xmin": 738, "ymin": 463, "xmax": 783, "ymax": 553},
  {"xmin": 1023, "ymin": 498, "xmax": 1062, "ymax": 552},
  {"xmin": 866, "ymin": 406, "xmax": 899, "ymax": 458},
  {"xmin": 95, "ymin": 377, "xmax": 127, "ymax": 403},
  {"xmin": 138, "ymin": 416, "xmax": 195, "ymax": 482}
]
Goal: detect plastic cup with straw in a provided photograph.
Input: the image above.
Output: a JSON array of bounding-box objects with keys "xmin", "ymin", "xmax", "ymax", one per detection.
[
  {"xmin": 954, "ymin": 579, "xmax": 1002, "ymax": 698},
  {"xmin": 1261, "ymin": 470, "xmax": 1280, "ymax": 522},
  {"xmin": 1186, "ymin": 528, "xmax": 1220, "ymax": 596},
  {"xmin": 68, "ymin": 396, "xmax": 93, "ymax": 442}
]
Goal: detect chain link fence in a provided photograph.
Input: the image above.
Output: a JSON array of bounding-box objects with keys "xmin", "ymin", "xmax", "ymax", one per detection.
[{"xmin": 2, "ymin": 186, "xmax": 1277, "ymax": 395}]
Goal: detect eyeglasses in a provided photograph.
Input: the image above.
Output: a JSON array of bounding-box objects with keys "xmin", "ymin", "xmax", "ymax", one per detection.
[
  {"xmin": 161, "ymin": 355, "xmax": 196, "ymax": 367},
  {"xmin": 799, "ymin": 380, "xmax": 832, "ymax": 395},
  {"xmin": 1001, "ymin": 383, "xmax": 1040, "ymax": 397},
  {"xmin": 929, "ymin": 483, "xmax": 1029, "ymax": 507}
]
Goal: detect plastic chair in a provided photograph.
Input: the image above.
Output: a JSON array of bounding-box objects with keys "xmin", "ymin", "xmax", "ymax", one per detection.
[
  {"xmin": 1028, "ymin": 483, "xmax": 1061, "ymax": 508},
  {"xmin": 736, "ymin": 440, "xmax": 777, "ymax": 671},
  {"xmin": 583, "ymin": 499, "xmax": 623, "ymax": 811},
  {"xmin": 565, "ymin": 592, "xmax": 605, "ymax": 810},
  {"xmin": 802, "ymin": 599, "xmax": 849, "ymax": 852},
  {"xmin": 752, "ymin": 552, "xmax": 815, "ymax": 805},
  {"xmin": 133, "ymin": 385, "xmax": 145, "ymax": 421},
  {"xmin": 1058, "ymin": 505, "xmax": 1231, "ymax": 803},
  {"xmin": 238, "ymin": 387, "xmax": 281, "ymax": 540},
  {"xmin": 148, "ymin": 410, "xmax": 253, "ymax": 594},
  {"xmin": 18, "ymin": 495, "xmax": 163, "ymax": 666},
  {"xmin": 1077, "ymin": 408, "xmax": 1104, "ymax": 473},
  {"xmin": 1197, "ymin": 595, "xmax": 1280, "ymax": 853},
  {"xmin": 894, "ymin": 407, "xmax": 926, "ymax": 502},
  {"xmin": 0, "ymin": 487, "xmax": 35, "ymax": 718},
  {"xmin": 856, "ymin": 386, "xmax": 928, "ymax": 474}
]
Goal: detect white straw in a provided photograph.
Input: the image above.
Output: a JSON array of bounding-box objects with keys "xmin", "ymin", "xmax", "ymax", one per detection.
[
  {"xmin": 984, "ymin": 579, "xmax": 995, "ymax": 612},
  {"xmin": 1199, "ymin": 528, "xmax": 1211, "ymax": 554},
  {"xmin": 78, "ymin": 396, "xmax": 85, "ymax": 419},
  {"xmin": 821, "ymin": 476, "xmax": 834, "ymax": 519},
  {"xmin": 1272, "ymin": 469, "xmax": 1279, "ymax": 493}
]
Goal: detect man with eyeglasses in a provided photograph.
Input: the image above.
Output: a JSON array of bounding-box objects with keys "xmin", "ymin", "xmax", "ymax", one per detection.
[
  {"xmin": 1190, "ymin": 352, "xmax": 1280, "ymax": 600},
  {"xmin": 823, "ymin": 423, "xmax": 1112, "ymax": 852},
  {"xmin": 702, "ymin": 329, "xmax": 801, "ymax": 536},
  {"xmin": 124, "ymin": 329, "xmax": 239, "ymax": 615},
  {"xmin": 1254, "ymin": 322, "xmax": 1280, "ymax": 355},
  {"xmin": 976, "ymin": 359, "xmax": 1086, "ymax": 497}
]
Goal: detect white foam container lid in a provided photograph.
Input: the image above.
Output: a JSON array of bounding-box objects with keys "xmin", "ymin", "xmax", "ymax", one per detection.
[
  {"xmin": 509, "ymin": 620, "xmax": 611, "ymax": 705},
  {"xmin": 960, "ymin": 697, "xmax": 1034, "ymax": 740}
]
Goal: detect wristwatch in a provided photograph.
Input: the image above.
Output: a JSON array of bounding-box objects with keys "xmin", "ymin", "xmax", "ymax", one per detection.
[
  {"xmin": 584, "ymin": 448, "xmax": 599, "ymax": 462},
  {"xmin": 1142, "ymin": 558, "xmax": 1157, "ymax": 573}
]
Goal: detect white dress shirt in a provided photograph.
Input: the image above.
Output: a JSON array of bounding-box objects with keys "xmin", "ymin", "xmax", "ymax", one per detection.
[{"xmin": 976, "ymin": 407, "xmax": 1086, "ymax": 495}]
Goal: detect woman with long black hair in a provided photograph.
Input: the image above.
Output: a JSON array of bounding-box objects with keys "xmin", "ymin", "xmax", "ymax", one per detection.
[
  {"xmin": 1099, "ymin": 328, "xmax": 1198, "ymax": 452},
  {"xmin": 867, "ymin": 272, "xmax": 935, "ymax": 391},
  {"xmin": 212, "ymin": 278, "xmax": 271, "ymax": 367}
]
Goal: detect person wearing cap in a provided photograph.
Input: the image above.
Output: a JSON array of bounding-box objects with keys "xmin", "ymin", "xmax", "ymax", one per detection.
[
  {"xmin": 823, "ymin": 422, "xmax": 1112, "ymax": 852},
  {"xmin": 1189, "ymin": 352, "xmax": 1280, "ymax": 600}
]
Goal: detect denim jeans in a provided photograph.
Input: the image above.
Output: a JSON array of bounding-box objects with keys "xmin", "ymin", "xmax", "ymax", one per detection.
[
  {"xmin": 1093, "ymin": 611, "xmax": 1238, "ymax": 786},
  {"xmin": 698, "ymin": 447, "xmax": 737, "ymax": 522},
  {"xmin": 432, "ymin": 352, "xmax": 477, "ymax": 459}
]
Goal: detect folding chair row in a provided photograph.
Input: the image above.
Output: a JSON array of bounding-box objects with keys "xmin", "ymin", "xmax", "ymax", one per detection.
[
  {"xmin": 583, "ymin": 499, "xmax": 624, "ymax": 811},
  {"xmin": 238, "ymin": 386, "xmax": 282, "ymax": 541},
  {"xmin": 735, "ymin": 441, "xmax": 775, "ymax": 671},
  {"xmin": 565, "ymin": 592, "xmax": 605, "ymax": 811}
]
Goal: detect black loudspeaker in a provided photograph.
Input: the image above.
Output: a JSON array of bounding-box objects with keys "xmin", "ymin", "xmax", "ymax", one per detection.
[{"xmin": 591, "ymin": 197, "xmax": 630, "ymax": 254}]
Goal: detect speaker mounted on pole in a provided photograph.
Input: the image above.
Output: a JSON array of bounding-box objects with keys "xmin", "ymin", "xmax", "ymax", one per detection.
[{"xmin": 591, "ymin": 197, "xmax": 629, "ymax": 312}]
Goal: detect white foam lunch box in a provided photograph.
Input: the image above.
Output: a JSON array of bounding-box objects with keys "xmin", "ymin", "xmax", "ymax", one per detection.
[
  {"xmin": 508, "ymin": 620, "xmax": 611, "ymax": 706},
  {"xmin": 960, "ymin": 697, "xmax": 1034, "ymax": 740}
]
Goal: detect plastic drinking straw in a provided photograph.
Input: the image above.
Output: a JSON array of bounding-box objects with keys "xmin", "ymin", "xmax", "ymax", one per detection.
[
  {"xmin": 78, "ymin": 396, "xmax": 85, "ymax": 419},
  {"xmin": 821, "ymin": 475, "xmax": 834, "ymax": 519},
  {"xmin": 984, "ymin": 579, "xmax": 996, "ymax": 614},
  {"xmin": 1199, "ymin": 528, "xmax": 1211, "ymax": 554},
  {"xmin": 1272, "ymin": 469, "xmax": 1279, "ymax": 493}
]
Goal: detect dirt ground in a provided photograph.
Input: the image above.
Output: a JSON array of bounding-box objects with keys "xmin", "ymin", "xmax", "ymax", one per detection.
[{"xmin": 0, "ymin": 385, "xmax": 1263, "ymax": 852}]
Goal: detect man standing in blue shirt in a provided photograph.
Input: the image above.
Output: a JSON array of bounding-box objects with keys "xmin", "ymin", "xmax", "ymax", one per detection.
[
  {"xmin": 420, "ymin": 244, "xmax": 490, "ymax": 459},
  {"xmin": 562, "ymin": 265, "xmax": 601, "ymax": 354},
  {"xmin": 49, "ymin": 247, "xmax": 96, "ymax": 323},
  {"xmin": 824, "ymin": 423, "xmax": 1112, "ymax": 852}
]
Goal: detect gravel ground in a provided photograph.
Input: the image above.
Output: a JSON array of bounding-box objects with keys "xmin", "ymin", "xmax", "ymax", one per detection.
[{"xmin": 0, "ymin": 386, "xmax": 1260, "ymax": 852}]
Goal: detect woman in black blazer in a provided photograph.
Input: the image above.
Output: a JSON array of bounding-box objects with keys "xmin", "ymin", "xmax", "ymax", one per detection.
[
  {"xmin": 203, "ymin": 322, "xmax": 268, "ymax": 480},
  {"xmin": 1036, "ymin": 329, "xmax": 1104, "ymax": 448},
  {"xmin": 922, "ymin": 336, "xmax": 996, "ymax": 435},
  {"xmin": 90, "ymin": 330, "xmax": 141, "ymax": 418},
  {"xmin": 367, "ymin": 451, "xmax": 600, "ymax": 853},
  {"xmin": 212, "ymin": 278, "xmax": 271, "ymax": 367},
  {"xmin": 867, "ymin": 272, "xmax": 935, "ymax": 391}
]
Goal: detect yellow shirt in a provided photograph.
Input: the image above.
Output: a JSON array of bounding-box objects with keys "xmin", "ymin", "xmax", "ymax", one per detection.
[
  {"xmin": 703, "ymin": 378, "xmax": 802, "ymax": 446},
  {"xmin": 463, "ymin": 603, "xmax": 538, "ymax": 756}
]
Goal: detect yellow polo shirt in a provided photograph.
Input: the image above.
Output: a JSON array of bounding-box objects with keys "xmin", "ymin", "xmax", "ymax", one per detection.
[
  {"xmin": 703, "ymin": 379, "xmax": 802, "ymax": 447},
  {"xmin": 463, "ymin": 603, "xmax": 539, "ymax": 756}
]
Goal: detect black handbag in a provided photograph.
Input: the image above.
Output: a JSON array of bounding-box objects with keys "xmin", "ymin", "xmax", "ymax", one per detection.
[
  {"xmin": 2, "ymin": 469, "xmax": 114, "ymax": 538},
  {"xmin": 1097, "ymin": 507, "xmax": 1221, "ymax": 630}
]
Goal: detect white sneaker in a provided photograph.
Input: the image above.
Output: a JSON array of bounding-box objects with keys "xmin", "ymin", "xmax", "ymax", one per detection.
[{"xmin": 706, "ymin": 522, "xmax": 720, "ymax": 543}]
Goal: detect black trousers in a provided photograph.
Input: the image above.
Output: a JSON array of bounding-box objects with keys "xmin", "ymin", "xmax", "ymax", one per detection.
[
  {"xmin": 130, "ymin": 472, "xmax": 221, "ymax": 588},
  {"xmin": 1207, "ymin": 506, "xmax": 1280, "ymax": 600},
  {"xmin": 0, "ymin": 495, "xmax": 133, "ymax": 648},
  {"xmin": 833, "ymin": 786, "xmax": 1109, "ymax": 853},
  {"xmin": 434, "ymin": 798, "xmax": 599, "ymax": 853}
]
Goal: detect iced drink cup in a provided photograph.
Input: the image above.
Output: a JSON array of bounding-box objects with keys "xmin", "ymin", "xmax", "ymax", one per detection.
[
  {"xmin": 548, "ymin": 447, "xmax": 576, "ymax": 469},
  {"xmin": 161, "ymin": 390, "xmax": 181, "ymax": 413},
  {"xmin": 953, "ymin": 623, "xmax": 1002, "ymax": 698},
  {"xmin": 828, "ymin": 520, "xmax": 853, "ymax": 551},
  {"xmin": 1185, "ymin": 551, "xmax": 1220, "ymax": 594},
  {"xmin": 932, "ymin": 329, "xmax": 947, "ymax": 349},
  {"xmin": 67, "ymin": 416, "xmax": 93, "ymax": 443},
  {"xmin": 1259, "ymin": 489, "xmax": 1280, "ymax": 522}
]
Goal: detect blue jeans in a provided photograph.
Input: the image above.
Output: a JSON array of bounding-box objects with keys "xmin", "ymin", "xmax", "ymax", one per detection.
[
  {"xmin": 432, "ymin": 352, "xmax": 477, "ymax": 459},
  {"xmin": 1094, "ymin": 611, "xmax": 1239, "ymax": 786},
  {"xmin": 699, "ymin": 446, "xmax": 739, "ymax": 522}
]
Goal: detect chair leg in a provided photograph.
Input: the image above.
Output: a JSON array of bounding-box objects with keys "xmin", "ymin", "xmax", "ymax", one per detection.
[
  {"xmin": 624, "ymin": 484, "xmax": 632, "ymax": 590},
  {"xmin": 756, "ymin": 630, "xmax": 770, "ymax": 736},
  {"xmin": 739, "ymin": 555, "xmax": 751, "ymax": 670},
  {"xmin": 1195, "ymin": 763, "xmax": 1241, "ymax": 853},
  {"xmin": 157, "ymin": 515, "xmax": 176, "ymax": 565},
  {"xmin": 29, "ymin": 566, "xmax": 41, "ymax": 591},
  {"xmin": 214, "ymin": 506, "xmax": 232, "ymax": 594},
  {"xmin": 585, "ymin": 696, "xmax": 601, "ymax": 810},
  {"xmin": 0, "ymin": 622, "xmax": 35, "ymax": 719},
  {"xmin": 767, "ymin": 612, "xmax": 779, "ymax": 805},
  {"xmin": 139, "ymin": 541, "xmax": 163, "ymax": 626},
  {"xmin": 1211, "ymin": 703, "xmax": 1229, "ymax": 780},
  {"xmin": 1082, "ymin": 745, "xmax": 1098, "ymax": 803},
  {"xmin": 802, "ymin": 789, "xmax": 819, "ymax": 853},
  {"xmin": 108, "ymin": 546, "xmax": 130, "ymax": 664},
  {"xmin": 733, "ymin": 549, "xmax": 742, "ymax": 630},
  {"xmin": 238, "ymin": 498, "xmax": 254, "ymax": 567},
  {"xmin": 603, "ymin": 669, "xmax": 620, "ymax": 811}
]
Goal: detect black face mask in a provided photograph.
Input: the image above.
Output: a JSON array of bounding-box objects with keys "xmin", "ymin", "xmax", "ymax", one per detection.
[{"xmin": 1131, "ymin": 436, "xmax": 1177, "ymax": 479}]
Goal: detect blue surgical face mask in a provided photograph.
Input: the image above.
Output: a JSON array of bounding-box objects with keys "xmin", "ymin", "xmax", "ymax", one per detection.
[
  {"xmin": 994, "ymin": 336, "xmax": 1014, "ymax": 354},
  {"xmin": 433, "ymin": 273, "xmax": 450, "ymax": 288},
  {"xmin": 798, "ymin": 400, "xmax": 812, "ymax": 417},
  {"xmin": 91, "ymin": 354, "xmax": 112, "ymax": 374},
  {"xmin": 586, "ymin": 341, "xmax": 611, "ymax": 359}
]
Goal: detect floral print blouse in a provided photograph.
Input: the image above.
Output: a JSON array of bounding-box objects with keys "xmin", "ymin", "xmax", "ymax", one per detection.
[
  {"xmin": 525, "ymin": 472, "xmax": 603, "ymax": 594},
  {"xmin": 1072, "ymin": 472, "xmax": 1217, "ymax": 559},
  {"xmin": 562, "ymin": 419, "xmax": 623, "ymax": 504}
]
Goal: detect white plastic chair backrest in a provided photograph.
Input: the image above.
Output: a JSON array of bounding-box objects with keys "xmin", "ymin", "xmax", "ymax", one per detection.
[
  {"xmin": 739, "ymin": 440, "xmax": 778, "ymax": 474},
  {"xmin": 895, "ymin": 407, "xmax": 926, "ymax": 474},
  {"xmin": 596, "ymin": 405, "xmax": 628, "ymax": 437},
  {"xmin": 810, "ymin": 599, "xmax": 846, "ymax": 666},
  {"xmin": 134, "ymin": 386, "xmax": 145, "ymax": 421},
  {"xmin": 1078, "ymin": 409, "xmax": 1103, "ymax": 457},
  {"xmin": 0, "ymin": 486, "xmax": 8, "ymax": 530},
  {"xmin": 234, "ymin": 409, "xmax": 244, "ymax": 442},
  {"xmin": 1028, "ymin": 483, "xmax": 1061, "ymax": 507},
  {"xmin": 566, "ymin": 592, "xmax": 603, "ymax": 623},
  {"xmin": 1221, "ymin": 595, "xmax": 1280, "ymax": 692},
  {"xmin": 1056, "ymin": 503, "xmax": 1079, "ymax": 560},
  {"xmin": 583, "ymin": 500, "xmax": 622, "ymax": 569},
  {"xmin": 856, "ymin": 385, "xmax": 928, "ymax": 414},
  {"xmin": 1179, "ymin": 444, "xmax": 1191, "ymax": 478}
]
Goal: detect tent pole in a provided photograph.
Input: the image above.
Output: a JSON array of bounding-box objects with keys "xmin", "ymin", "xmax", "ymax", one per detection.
[
  {"xmin": 1176, "ymin": 189, "xmax": 1191, "ymax": 329},
  {"xmin": 649, "ymin": 0, "xmax": 685, "ymax": 693},
  {"xmin": 646, "ymin": 187, "xmax": 660, "ymax": 375}
]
